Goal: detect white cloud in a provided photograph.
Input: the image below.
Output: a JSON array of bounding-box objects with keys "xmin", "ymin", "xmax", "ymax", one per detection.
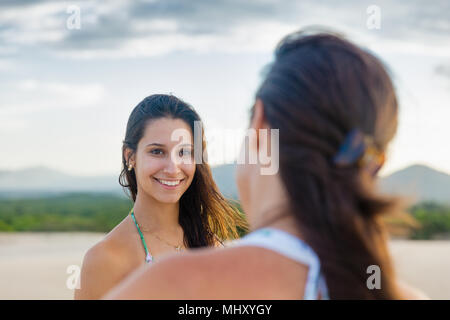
[
  {"xmin": 0, "ymin": 116, "xmax": 28, "ymax": 134},
  {"xmin": 0, "ymin": 1, "xmax": 67, "ymax": 45},
  {"xmin": 0, "ymin": 58, "xmax": 15, "ymax": 70},
  {"xmin": 0, "ymin": 80, "xmax": 106, "ymax": 115},
  {"xmin": 1, "ymin": 0, "xmax": 449, "ymax": 59},
  {"xmin": 19, "ymin": 79, "xmax": 104, "ymax": 99},
  {"xmin": 55, "ymin": 20, "xmax": 299, "ymax": 59},
  {"xmin": 369, "ymin": 39, "xmax": 450, "ymax": 58}
]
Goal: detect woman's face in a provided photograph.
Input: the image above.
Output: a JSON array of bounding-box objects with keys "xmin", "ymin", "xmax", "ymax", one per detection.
[
  {"xmin": 235, "ymin": 102, "xmax": 262, "ymax": 221},
  {"xmin": 235, "ymin": 99, "xmax": 270, "ymax": 226},
  {"xmin": 131, "ymin": 117, "xmax": 196, "ymax": 204}
]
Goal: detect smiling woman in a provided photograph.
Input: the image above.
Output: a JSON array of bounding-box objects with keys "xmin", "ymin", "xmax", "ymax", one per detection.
[{"xmin": 73, "ymin": 94, "xmax": 248, "ymax": 300}]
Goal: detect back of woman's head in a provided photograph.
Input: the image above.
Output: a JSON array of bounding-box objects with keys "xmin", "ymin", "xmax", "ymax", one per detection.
[{"xmin": 256, "ymin": 30, "xmax": 400, "ymax": 299}]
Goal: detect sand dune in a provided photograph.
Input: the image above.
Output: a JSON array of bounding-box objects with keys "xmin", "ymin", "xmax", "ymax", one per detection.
[{"xmin": 0, "ymin": 233, "xmax": 448, "ymax": 299}]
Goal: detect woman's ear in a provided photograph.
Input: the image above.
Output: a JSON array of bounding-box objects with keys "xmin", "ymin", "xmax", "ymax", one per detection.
[
  {"xmin": 250, "ymin": 99, "xmax": 265, "ymax": 131},
  {"xmin": 124, "ymin": 148, "xmax": 135, "ymax": 167},
  {"xmin": 250, "ymin": 99, "xmax": 268, "ymax": 150}
]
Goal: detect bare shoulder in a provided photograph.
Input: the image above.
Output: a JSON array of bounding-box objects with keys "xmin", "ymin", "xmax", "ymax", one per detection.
[
  {"xmin": 104, "ymin": 244, "xmax": 308, "ymax": 300},
  {"xmin": 74, "ymin": 220, "xmax": 135, "ymax": 300},
  {"xmin": 397, "ymin": 280, "xmax": 430, "ymax": 300},
  {"xmin": 81, "ymin": 238, "xmax": 121, "ymax": 275}
]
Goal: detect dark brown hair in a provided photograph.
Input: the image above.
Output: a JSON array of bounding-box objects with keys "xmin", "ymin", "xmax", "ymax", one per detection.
[
  {"xmin": 119, "ymin": 94, "xmax": 248, "ymax": 248},
  {"xmin": 255, "ymin": 30, "xmax": 401, "ymax": 299}
]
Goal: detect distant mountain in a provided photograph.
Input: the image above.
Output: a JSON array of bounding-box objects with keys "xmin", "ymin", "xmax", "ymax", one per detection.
[
  {"xmin": 1, "ymin": 164, "xmax": 449, "ymax": 204},
  {"xmin": 379, "ymin": 164, "xmax": 450, "ymax": 204},
  {"xmin": 0, "ymin": 166, "xmax": 122, "ymax": 197},
  {"xmin": 214, "ymin": 163, "xmax": 450, "ymax": 204},
  {"xmin": 211, "ymin": 164, "xmax": 239, "ymax": 199}
]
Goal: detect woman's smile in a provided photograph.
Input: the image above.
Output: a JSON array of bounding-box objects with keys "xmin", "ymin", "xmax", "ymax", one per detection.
[{"xmin": 153, "ymin": 177, "xmax": 185, "ymax": 189}]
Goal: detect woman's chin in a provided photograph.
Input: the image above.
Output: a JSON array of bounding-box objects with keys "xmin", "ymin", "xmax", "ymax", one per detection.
[{"xmin": 154, "ymin": 194, "xmax": 182, "ymax": 204}]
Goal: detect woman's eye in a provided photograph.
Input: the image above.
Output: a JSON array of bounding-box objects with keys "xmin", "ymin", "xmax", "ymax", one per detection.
[
  {"xmin": 150, "ymin": 149, "xmax": 164, "ymax": 155},
  {"xmin": 179, "ymin": 149, "xmax": 192, "ymax": 157}
]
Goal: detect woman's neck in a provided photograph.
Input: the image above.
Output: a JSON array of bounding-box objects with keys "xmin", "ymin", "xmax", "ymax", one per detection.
[
  {"xmin": 132, "ymin": 192, "xmax": 181, "ymax": 234},
  {"xmin": 250, "ymin": 171, "xmax": 304, "ymax": 241}
]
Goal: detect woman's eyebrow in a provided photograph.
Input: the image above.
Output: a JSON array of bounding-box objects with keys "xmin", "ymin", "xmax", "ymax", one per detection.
[
  {"xmin": 145, "ymin": 143, "xmax": 165, "ymax": 147},
  {"xmin": 145, "ymin": 143, "xmax": 193, "ymax": 147}
]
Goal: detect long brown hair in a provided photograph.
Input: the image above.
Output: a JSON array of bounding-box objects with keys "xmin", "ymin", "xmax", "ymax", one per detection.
[
  {"xmin": 119, "ymin": 94, "xmax": 248, "ymax": 247},
  {"xmin": 256, "ymin": 30, "xmax": 401, "ymax": 299}
]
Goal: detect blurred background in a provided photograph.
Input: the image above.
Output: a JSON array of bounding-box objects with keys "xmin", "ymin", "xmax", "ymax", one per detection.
[{"xmin": 0, "ymin": 0, "xmax": 449, "ymax": 299}]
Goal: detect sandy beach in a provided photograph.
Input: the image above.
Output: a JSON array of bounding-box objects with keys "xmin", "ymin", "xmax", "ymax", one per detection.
[{"xmin": 0, "ymin": 232, "xmax": 448, "ymax": 299}]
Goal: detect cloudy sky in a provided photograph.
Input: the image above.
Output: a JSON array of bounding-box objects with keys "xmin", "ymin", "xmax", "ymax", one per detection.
[{"xmin": 0, "ymin": 0, "xmax": 449, "ymax": 177}]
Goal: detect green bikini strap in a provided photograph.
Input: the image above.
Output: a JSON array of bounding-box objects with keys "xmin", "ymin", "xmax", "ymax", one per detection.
[{"xmin": 130, "ymin": 210, "xmax": 150, "ymax": 258}]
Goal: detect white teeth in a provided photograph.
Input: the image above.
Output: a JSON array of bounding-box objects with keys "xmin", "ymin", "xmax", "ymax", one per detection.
[{"xmin": 157, "ymin": 179, "xmax": 181, "ymax": 186}]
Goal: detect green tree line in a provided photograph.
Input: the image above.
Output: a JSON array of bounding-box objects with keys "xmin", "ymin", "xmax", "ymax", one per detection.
[
  {"xmin": 0, "ymin": 193, "xmax": 449, "ymax": 239},
  {"xmin": 0, "ymin": 193, "xmax": 132, "ymax": 232},
  {"xmin": 409, "ymin": 202, "xmax": 450, "ymax": 239}
]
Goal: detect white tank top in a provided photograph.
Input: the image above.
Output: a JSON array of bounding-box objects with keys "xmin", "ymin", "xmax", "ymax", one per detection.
[{"xmin": 230, "ymin": 227, "xmax": 329, "ymax": 299}]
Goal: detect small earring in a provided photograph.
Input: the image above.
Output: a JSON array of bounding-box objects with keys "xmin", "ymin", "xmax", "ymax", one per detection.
[{"xmin": 128, "ymin": 163, "xmax": 133, "ymax": 171}]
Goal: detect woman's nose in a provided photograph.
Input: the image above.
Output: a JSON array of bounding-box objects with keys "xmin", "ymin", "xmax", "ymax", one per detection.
[{"xmin": 163, "ymin": 157, "xmax": 181, "ymax": 174}]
